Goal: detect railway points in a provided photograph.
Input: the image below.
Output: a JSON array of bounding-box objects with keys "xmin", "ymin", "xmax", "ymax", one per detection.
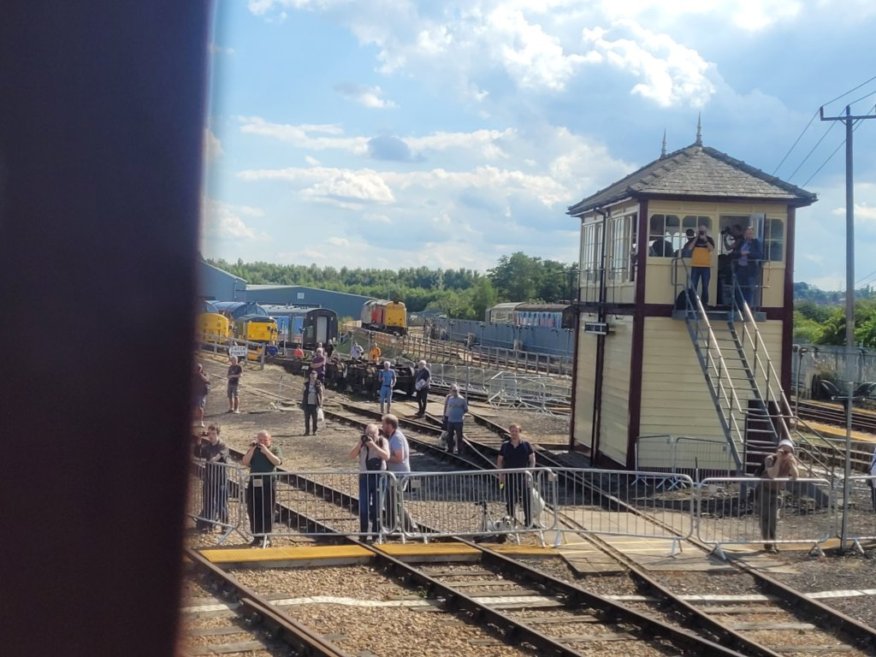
[{"xmin": 187, "ymin": 348, "xmax": 876, "ymax": 657}]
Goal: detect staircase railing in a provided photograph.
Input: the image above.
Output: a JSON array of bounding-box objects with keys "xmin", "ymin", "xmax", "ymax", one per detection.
[
  {"xmin": 674, "ymin": 257, "xmax": 745, "ymax": 470},
  {"xmin": 731, "ymin": 280, "xmax": 840, "ymax": 480}
]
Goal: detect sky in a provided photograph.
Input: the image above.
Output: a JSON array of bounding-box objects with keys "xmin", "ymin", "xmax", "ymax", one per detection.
[{"xmin": 202, "ymin": 1, "xmax": 876, "ymax": 291}]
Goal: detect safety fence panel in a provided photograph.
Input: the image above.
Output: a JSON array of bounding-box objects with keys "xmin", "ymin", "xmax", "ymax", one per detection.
[
  {"xmin": 243, "ymin": 470, "xmax": 393, "ymax": 541},
  {"xmin": 696, "ymin": 477, "xmax": 834, "ymax": 554},
  {"xmin": 188, "ymin": 460, "xmax": 246, "ymax": 542},
  {"xmin": 844, "ymin": 475, "xmax": 876, "ymax": 549},
  {"xmin": 636, "ymin": 435, "xmax": 738, "ymax": 482},
  {"xmin": 544, "ymin": 468, "xmax": 695, "ymax": 545},
  {"xmin": 395, "ymin": 469, "xmax": 554, "ymax": 542}
]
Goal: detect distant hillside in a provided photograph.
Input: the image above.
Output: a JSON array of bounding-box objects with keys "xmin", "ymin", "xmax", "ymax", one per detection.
[{"xmin": 794, "ymin": 282, "xmax": 876, "ymax": 305}]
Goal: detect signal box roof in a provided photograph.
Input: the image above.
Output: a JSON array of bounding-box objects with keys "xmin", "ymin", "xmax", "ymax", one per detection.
[{"xmin": 568, "ymin": 143, "xmax": 817, "ymax": 216}]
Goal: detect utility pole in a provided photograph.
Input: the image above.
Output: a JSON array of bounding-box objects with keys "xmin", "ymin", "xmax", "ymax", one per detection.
[{"xmin": 819, "ymin": 104, "xmax": 875, "ymax": 550}]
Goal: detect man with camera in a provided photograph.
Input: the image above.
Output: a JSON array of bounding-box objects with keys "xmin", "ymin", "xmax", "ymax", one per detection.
[
  {"xmin": 685, "ymin": 224, "xmax": 715, "ymax": 307},
  {"xmin": 242, "ymin": 430, "xmax": 282, "ymax": 547},
  {"xmin": 349, "ymin": 423, "xmax": 390, "ymax": 541}
]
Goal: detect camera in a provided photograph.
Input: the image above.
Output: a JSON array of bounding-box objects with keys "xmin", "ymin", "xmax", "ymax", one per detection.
[{"xmin": 361, "ymin": 434, "xmax": 370, "ymax": 445}]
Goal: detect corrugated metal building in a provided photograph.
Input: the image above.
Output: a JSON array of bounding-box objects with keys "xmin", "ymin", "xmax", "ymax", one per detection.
[
  {"xmin": 199, "ymin": 260, "xmax": 247, "ymax": 302},
  {"xmin": 246, "ymin": 285, "xmax": 371, "ymax": 320}
]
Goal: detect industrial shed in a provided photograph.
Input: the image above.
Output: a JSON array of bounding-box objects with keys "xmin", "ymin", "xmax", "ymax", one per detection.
[
  {"xmin": 246, "ymin": 285, "xmax": 371, "ymax": 321},
  {"xmin": 198, "ymin": 260, "xmax": 247, "ymax": 302}
]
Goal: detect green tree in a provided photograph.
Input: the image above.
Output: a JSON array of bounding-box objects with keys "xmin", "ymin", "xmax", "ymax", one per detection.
[{"xmin": 470, "ymin": 277, "xmax": 498, "ymax": 320}]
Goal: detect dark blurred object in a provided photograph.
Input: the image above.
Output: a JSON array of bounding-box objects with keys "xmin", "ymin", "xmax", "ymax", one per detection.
[{"xmin": 0, "ymin": 3, "xmax": 210, "ymax": 657}]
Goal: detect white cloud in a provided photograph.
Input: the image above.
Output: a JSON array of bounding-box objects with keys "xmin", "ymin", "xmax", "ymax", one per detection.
[
  {"xmin": 327, "ymin": 236, "xmax": 351, "ymax": 246},
  {"xmin": 238, "ymin": 116, "xmax": 369, "ymax": 154},
  {"xmin": 598, "ymin": 0, "xmax": 803, "ymax": 32},
  {"xmin": 334, "ymin": 83, "xmax": 397, "ymax": 109},
  {"xmin": 202, "ymin": 200, "xmax": 262, "ymax": 240},
  {"xmin": 581, "ymin": 21, "xmax": 715, "ymax": 107},
  {"xmin": 830, "ymin": 203, "xmax": 876, "ymax": 222},
  {"xmin": 239, "ymin": 166, "xmax": 396, "ymax": 205}
]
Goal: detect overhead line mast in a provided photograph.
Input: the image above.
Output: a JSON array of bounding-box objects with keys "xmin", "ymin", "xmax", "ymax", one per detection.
[{"xmin": 818, "ymin": 104, "xmax": 876, "ymax": 551}]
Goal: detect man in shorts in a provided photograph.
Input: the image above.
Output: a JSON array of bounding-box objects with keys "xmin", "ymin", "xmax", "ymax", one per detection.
[
  {"xmin": 378, "ymin": 361, "xmax": 396, "ymax": 415},
  {"xmin": 227, "ymin": 356, "xmax": 242, "ymax": 414}
]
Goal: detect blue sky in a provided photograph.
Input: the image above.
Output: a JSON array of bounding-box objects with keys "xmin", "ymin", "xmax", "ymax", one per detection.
[{"xmin": 202, "ymin": 1, "xmax": 876, "ymax": 291}]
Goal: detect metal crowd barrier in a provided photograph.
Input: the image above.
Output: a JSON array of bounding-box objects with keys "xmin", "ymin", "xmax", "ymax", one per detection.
[
  {"xmin": 544, "ymin": 468, "xmax": 695, "ymax": 554},
  {"xmin": 635, "ymin": 435, "xmax": 737, "ymax": 483},
  {"xmin": 696, "ymin": 476, "xmax": 834, "ymax": 558},
  {"xmin": 187, "ymin": 459, "xmax": 245, "ymax": 543},
  {"xmin": 395, "ymin": 468, "xmax": 553, "ymax": 544},
  {"xmin": 843, "ymin": 475, "xmax": 876, "ymax": 553}
]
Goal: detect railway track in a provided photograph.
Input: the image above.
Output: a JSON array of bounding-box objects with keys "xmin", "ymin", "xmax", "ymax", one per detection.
[
  {"xmin": 206, "ymin": 439, "xmax": 874, "ymax": 657},
  {"xmin": 193, "ymin": 366, "xmax": 876, "ymax": 655},
  {"xmin": 796, "ymin": 399, "xmax": 876, "ymax": 435},
  {"xmin": 182, "ymin": 552, "xmax": 351, "ymax": 657},
  {"xmin": 199, "ymin": 453, "xmax": 748, "ymax": 657}
]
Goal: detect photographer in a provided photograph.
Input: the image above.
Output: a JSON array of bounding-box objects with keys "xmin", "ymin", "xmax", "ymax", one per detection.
[
  {"xmin": 756, "ymin": 439, "xmax": 799, "ymax": 553},
  {"xmin": 242, "ymin": 430, "xmax": 282, "ymax": 547},
  {"xmin": 349, "ymin": 423, "xmax": 389, "ymax": 541},
  {"xmin": 685, "ymin": 224, "xmax": 715, "ymax": 306}
]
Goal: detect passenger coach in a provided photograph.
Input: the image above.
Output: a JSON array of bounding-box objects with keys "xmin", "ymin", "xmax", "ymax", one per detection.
[{"xmin": 262, "ymin": 305, "xmax": 339, "ymax": 350}]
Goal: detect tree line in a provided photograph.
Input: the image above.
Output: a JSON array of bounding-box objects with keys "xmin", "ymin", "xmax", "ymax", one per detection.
[
  {"xmin": 208, "ymin": 253, "xmax": 578, "ymax": 321},
  {"xmin": 209, "ymin": 256, "xmax": 876, "ymax": 345}
]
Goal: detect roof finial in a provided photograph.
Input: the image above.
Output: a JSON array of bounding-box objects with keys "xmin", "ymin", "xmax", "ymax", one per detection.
[
  {"xmin": 695, "ymin": 113, "xmax": 702, "ymax": 146},
  {"xmin": 660, "ymin": 130, "xmax": 667, "ymax": 158}
]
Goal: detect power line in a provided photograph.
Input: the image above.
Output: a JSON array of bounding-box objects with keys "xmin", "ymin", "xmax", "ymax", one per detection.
[
  {"xmin": 787, "ymin": 121, "xmax": 837, "ymax": 182},
  {"xmin": 773, "ymin": 75, "xmax": 876, "ymax": 178},
  {"xmin": 772, "ymin": 110, "xmax": 819, "ymax": 176},
  {"xmin": 801, "ymin": 107, "xmax": 876, "ymax": 187}
]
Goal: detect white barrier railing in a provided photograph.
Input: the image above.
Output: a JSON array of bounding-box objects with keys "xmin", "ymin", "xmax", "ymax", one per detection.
[
  {"xmin": 696, "ymin": 476, "xmax": 834, "ymax": 558},
  {"xmin": 843, "ymin": 475, "xmax": 876, "ymax": 553},
  {"xmin": 394, "ymin": 469, "xmax": 553, "ymax": 544},
  {"xmin": 636, "ymin": 435, "xmax": 739, "ymax": 482},
  {"xmin": 188, "ymin": 464, "xmax": 854, "ymax": 554},
  {"xmin": 187, "ymin": 460, "xmax": 245, "ymax": 542},
  {"xmin": 545, "ymin": 468, "xmax": 695, "ymax": 554}
]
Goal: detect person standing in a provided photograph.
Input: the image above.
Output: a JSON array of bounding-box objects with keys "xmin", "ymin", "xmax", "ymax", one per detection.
[
  {"xmin": 227, "ymin": 356, "xmax": 242, "ymax": 413},
  {"xmin": 413, "ymin": 360, "xmax": 431, "ymax": 417},
  {"xmin": 382, "ymin": 414, "xmax": 416, "ymax": 534},
  {"xmin": 496, "ymin": 424, "xmax": 537, "ymax": 527},
  {"xmin": 350, "ymin": 341, "xmax": 364, "ymax": 360},
  {"xmin": 685, "ymin": 224, "xmax": 715, "ymax": 306},
  {"xmin": 192, "ymin": 363, "xmax": 210, "ymax": 428},
  {"xmin": 378, "ymin": 361, "xmax": 397, "ymax": 415},
  {"xmin": 756, "ymin": 438, "xmax": 799, "ymax": 553},
  {"xmin": 369, "ymin": 343, "xmax": 382, "ymax": 363},
  {"xmin": 732, "ymin": 226, "xmax": 762, "ymax": 307},
  {"xmin": 349, "ymin": 423, "xmax": 390, "ymax": 541},
  {"xmin": 292, "ymin": 343, "xmax": 304, "ymax": 359},
  {"xmin": 242, "ymin": 430, "xmax": 283, "ymax": 547},
  {"xmin": 195, "ymin": 424, "xmax": 229, "ymax": 532},
  {"xmin": 302, "ymin": 369, "xmax": 324, "ymax": 436},
  {"xmin": 310, "ymin": 347, "xmax": 327, "ymax": 382},
  {"xmin": 442, "ymin": 384, "xmax": 468, "ymax": 454}
]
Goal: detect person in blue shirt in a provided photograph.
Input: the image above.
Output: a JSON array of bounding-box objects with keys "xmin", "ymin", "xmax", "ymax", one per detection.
[
  {"xmin": 442, "ymin": 384, "xmax": 469, "ymax": 454},
  {"xmin": 377, "ymin": 361, "xmax": 397, "ymax": 415},
  {"xmin": 732, "ymin": 226, "xmax": 762, "ymax": 307}
]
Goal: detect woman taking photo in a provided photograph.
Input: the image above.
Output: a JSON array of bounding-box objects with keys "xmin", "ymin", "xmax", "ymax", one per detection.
[{"xmin": 349, "ymin": 423, "xmax": 389, "ymax": 541}]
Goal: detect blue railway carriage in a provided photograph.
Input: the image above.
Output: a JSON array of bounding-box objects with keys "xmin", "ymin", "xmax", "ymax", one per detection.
[
  {"xmin": 486, "ymin": 302, "xmax": 575, "ymax": 329},
  {"xmin": 261, "ymin": 305, "xmax": 339, "ymax": 350},
  {"xmin": 513, "ymin": 304, "xmax": 575, "ymax": 329}
]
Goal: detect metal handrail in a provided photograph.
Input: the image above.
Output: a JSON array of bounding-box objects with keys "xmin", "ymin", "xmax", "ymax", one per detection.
[
  {"xmin": 675, "ymin": 256, "xmax": 746, "ymax": 469},
  {"xmin": 733, "ymin": 289, "xmax": 840, "ymax": 479}
]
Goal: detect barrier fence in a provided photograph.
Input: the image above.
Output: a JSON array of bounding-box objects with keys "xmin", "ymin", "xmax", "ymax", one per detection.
[
  {"xmin": 187, "ymin": 462, "xmax": 876, "ymax": 553},
  {"xmin": 696, "ymin": 476, "xmax": 834, "ymax": 558}
]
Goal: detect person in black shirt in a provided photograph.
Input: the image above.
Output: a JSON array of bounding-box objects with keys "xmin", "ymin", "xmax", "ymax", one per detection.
[
  {"xmin": 242, "ymin": 430, "xmax": 282, "ymax": 547},
  {"xmin": 496, "ymin": 424, "xmax": 536, "ymax": 527},
  {"xmin": 227, "ymin": 356, "xmax": 242, "ymax": 414},
  {"xmin": 195, "ymin": 424, "xmax": 229, "ymax": 532}
]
